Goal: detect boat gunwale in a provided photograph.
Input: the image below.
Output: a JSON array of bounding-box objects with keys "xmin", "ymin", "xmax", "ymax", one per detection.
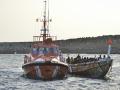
[
  {"xmin": 22, "ymin": 61, "xmax": 68, "ymax": 68},
  {"xmin": 68, "ymin": 59, "xmax": 113, "ymax": 66}
]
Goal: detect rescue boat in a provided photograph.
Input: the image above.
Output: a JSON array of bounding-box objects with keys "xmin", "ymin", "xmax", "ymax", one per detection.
[{"xmin": 22, "ymin": 0, "xmax": 68, "ymax": 80}]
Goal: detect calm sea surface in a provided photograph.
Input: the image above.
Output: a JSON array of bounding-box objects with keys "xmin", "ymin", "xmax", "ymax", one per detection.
[{"xmin": 0, "ymin": 54, "xmax": 120, "ymax": 90}]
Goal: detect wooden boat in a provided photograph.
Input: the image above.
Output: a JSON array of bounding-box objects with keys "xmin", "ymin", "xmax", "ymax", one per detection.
[
  {"xmin": 22, "ymin": 0, "xmax": 68, "ymax": 80},
  {"xmin": 68, "ymin": 57, "xmax": 113, "ymax": 78},
  {"xmin": 67, "ymin": 39, "xmax": 113, "ymax": 78}
]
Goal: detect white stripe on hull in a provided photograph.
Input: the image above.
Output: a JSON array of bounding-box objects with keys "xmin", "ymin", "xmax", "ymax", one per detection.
[
  {"xmin": 52, "ymin": 66, "xmax": 59, "ymax": 78},
  {"xmin": 35, "ymin": 66, "xmax": 42, "ymax": 78},
  {"xmin": 69, "ymin": 66, "xmax": 72, "ymax": 73}
]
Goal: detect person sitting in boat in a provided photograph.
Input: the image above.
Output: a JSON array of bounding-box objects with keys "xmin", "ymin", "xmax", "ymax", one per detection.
[
  {"xmin": 73, "ymin": 57, "xmax": 77, "ymax": 64},
  {"xmin": 70, "ymin": 57, "xmax": 74, "ymax": 64},
  {"xmin": 103, "ymin": 55, "xmax": 106, "ymax": 59},
  {"xmin": 66, "ymin": 56, "xmax": 70, "ymax": 64},
  {"xmin": 98, "ymin": 55, "xmax": 102, "ymax": 60},
  {"xmin": 76, "ymin": 54, "xmax": 81, "ymax": 63},
  {"xmin": 76, "ymin": 54, "xmax": 81, "ymax": 59}
]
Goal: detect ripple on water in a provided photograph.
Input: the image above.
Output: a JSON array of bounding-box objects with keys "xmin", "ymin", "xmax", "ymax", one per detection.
[{"xmin": 0, "ymin": 54, "xmax": 120, "ymax": 90}]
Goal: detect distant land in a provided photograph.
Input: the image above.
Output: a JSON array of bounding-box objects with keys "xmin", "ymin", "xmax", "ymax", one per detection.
[{"xmin": 0, "ymin": 35, "xmax": 120, "ymax": 54}]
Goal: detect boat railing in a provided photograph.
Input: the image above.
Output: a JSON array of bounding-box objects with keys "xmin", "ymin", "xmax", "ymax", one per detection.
[
  {"xmin": 24, "ymin": 55, "xmax": 32, "ymax": 64},
  {"xmin": 33, "ymin": 35, "xmax": 57, "ymax": 42}
]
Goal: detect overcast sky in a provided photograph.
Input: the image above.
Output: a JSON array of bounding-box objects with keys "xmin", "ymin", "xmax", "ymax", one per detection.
[{"xmin": 0, "ymin": 0, "xmax": 120, "ymax": 42}]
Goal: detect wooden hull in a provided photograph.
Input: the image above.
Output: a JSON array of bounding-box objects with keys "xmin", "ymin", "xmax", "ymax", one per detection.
[
  {"xmin": 22, "ymin": 61, "xmax": 68, "ymax": 80},
  {"xmin": 68, "ymin": 59, "xmax": 113, "ymax": 78}
]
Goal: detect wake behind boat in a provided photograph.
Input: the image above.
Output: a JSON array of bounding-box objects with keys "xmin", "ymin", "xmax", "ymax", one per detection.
[{"xmin": 22, "ymin": 0, "xmax": 68, "ymax": 80}]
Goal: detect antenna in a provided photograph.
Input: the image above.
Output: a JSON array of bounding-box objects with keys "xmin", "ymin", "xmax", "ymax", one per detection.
[
  {"xmin": 48, "ymin": 0, "xmax": 49, "ymax": 30},
  {"xmin": 34, "ymin": 0, "xmax": 55, "ymax": 42},
  {"xmin": 43, "ymin": 0, "xmax": 47, "ymax": 41},
  {"xmin": 43, "ymin": 0, "xmax": 51, "ymax": 41},
  {"xmin": 47, "ymin": 0, "xmax": 52, "ymax": 37}
]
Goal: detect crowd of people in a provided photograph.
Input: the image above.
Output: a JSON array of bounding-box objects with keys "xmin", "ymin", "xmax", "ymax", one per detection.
[{"xmin": 66, "ymin": 54, "xmax": 109, "ymax": 64}]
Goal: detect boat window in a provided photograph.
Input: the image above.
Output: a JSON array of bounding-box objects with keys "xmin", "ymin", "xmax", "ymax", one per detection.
[
  {"xmin": 54, "ymin": 47, "xmax": 59, "ymax": 54},
  {"xmin": 35, "ymin": 47, "xmax": 59, "ymax": 55},
  {"xmin": 49, "ymin": 47, "xmax": 59, "ymax": 54},
  {"xmin": 43, "ymin": 48, "xmax": 49, "ymax": 54},
  {"xmin": 49, "ymin": 48, "xmax": 54, "ymax": 53},
  {"xmin": 32, "ymin": 48, "xmax": 38, "ymax": 54},
  {"xmin": 38, "ymin": 48, "xmax": 44, "ymax": 55}
]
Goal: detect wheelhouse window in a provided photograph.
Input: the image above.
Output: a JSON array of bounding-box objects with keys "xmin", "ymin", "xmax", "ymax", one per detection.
[
  {"xmin": 32, "ymin": 48, "xmax": 38, "ymax": 55},
  {"xmin": 31, "ymin": 47, "xmax": 59, "ymax": 56},
  {"xmin": 38, "ymin": 48, "xmax": 44, "ymax": 55}
]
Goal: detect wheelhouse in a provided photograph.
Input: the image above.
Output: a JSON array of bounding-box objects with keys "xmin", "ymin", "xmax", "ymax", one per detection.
[{"xmin": 31, "ymin": 44, "xmax": 60, "ymax": 56}]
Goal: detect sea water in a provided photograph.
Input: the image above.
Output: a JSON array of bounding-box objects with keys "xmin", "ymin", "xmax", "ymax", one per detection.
[{"xmin": 0, "ymin": 54, "xmax": 120, "ymax": 90}]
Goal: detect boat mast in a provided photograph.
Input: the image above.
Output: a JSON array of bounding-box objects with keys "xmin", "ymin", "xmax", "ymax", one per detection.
[
  {"xmin": 34, "ymin": 0, "xmax": 52, "ymax": 42},
  {"xmin": 43, "ymin": 0, "xmax": 47, "ymax": 41},
  {"xmin": 42, "ymin": 0, "xmax": 51, "ymax": 41}
]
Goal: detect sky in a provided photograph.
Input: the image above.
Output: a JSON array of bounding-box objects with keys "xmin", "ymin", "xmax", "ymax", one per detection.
[{"xmin": 0, "ymin": 0, "xmax": 120, "ymax": 42}]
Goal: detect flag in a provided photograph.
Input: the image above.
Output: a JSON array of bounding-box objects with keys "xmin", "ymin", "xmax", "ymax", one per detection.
[{"xmin": 107, "ymin": 39, "xmax": 112, "ymax": 45}]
